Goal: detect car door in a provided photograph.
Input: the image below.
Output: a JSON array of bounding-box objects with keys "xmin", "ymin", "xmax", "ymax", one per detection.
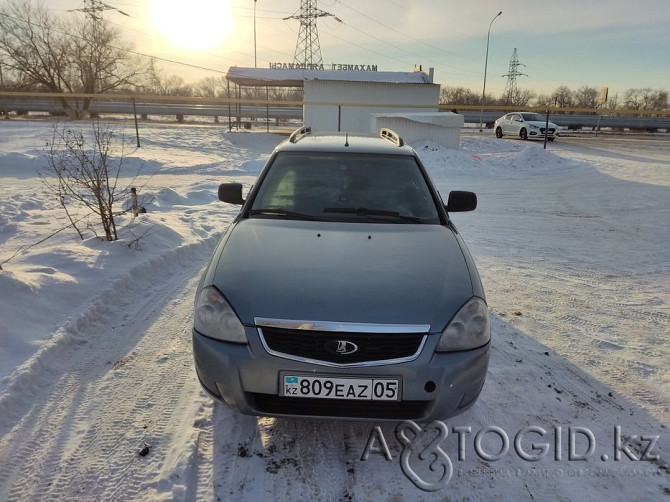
[
  {"xmin": 507, "ymin": 114, "xmax": 522, "ymax": 135},
  {"xmin": 501, "ymin": 114, "xmax": 513, "ymax": 135}
]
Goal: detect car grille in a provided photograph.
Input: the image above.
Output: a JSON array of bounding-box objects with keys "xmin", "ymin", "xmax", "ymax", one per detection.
[
  {"xmin": 247, "ymin": 393, "xmax": 431, "ymax": 419},
  {"xmin": 258, "ymin": 327, "xmax": 425, "ymax": 365},
  {"xmin": 540, "ymin": 128, "xmax": 556, "ymax": 134}
]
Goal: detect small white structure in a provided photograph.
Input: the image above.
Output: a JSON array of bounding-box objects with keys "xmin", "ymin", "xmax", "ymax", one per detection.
[
  {"xmin": 226, "ymin": 67, "xmax": 461, "ymax": 149},
  {"xmin": 371, "ymin": 112, "xmax": 464, "ymax": 149},
  {"xmin": 301, "ymin": 73, "xmax": 439, "ymax": 133}
]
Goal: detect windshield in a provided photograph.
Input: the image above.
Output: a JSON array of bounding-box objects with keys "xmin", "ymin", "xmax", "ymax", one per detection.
[
  {"xmin": 521, "ymin": 113, "xmax": 546, "ymax": 122},
  {"xmin": 249, "ymin": 152, "xmax": 440, "ymax": 224}
]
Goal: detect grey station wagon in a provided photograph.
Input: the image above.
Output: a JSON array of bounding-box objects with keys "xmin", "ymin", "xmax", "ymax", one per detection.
[{"xmin": 192, "ymin": 127, "xmax": 490, "ymax": 420}]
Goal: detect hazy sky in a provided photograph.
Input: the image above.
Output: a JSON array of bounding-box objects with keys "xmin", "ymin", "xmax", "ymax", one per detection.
[{"xmin": 38, "ymin": 0, "xmax": 670, "ymax": 98}]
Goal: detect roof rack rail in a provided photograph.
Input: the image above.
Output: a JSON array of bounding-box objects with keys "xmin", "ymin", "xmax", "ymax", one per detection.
[
  {"xmin": 379, "ymin": 128, "xmax": 404, "ymax": 147},
  {"xmin": 289, "ymin": 126, "xmax": 312, "ymax": 143}
]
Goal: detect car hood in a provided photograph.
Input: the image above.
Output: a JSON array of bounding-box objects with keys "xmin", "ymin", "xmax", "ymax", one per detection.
[{"xmin": 210, "ymin": 219, "xmax": 474, "ymax": 331}]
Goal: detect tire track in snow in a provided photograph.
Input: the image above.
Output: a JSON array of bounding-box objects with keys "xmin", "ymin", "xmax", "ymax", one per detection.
[
  {"xmin": 478, "ymin": 254, "xmax": 670, "ymax": 424},
  {"xmin": 0, "ymin": 239, "xmax": 216, "ymax": 501}
]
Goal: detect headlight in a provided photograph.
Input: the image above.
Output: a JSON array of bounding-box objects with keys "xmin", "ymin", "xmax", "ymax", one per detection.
[
  {"xmin": 194, "ymin": 286, "xmax": 248, "ymax": 343},
  {"xmin": 436, "ymin": 297, "xmax": 490, "ymax": 352},
  {"xmin": 529, "ymin": 124, "xmax": 539, "ymax": 129}
]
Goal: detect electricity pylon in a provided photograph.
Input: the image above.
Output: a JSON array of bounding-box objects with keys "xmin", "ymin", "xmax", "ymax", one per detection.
[
  {"xmin": 283, "ymin": 0, "xmax": 341, "ymax": 66},
  {"xmin": 69, "ymin": 0, "xmax": 129, "ymax": 22},
  {"xmin": 501, "ymin": 48, "xmax": 528, "ymax": 106}
]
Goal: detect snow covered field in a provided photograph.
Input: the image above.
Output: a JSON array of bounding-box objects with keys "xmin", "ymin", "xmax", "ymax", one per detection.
[{"xmin": 0, "ymin": 119, "xmax": 668, "ymax": 500}]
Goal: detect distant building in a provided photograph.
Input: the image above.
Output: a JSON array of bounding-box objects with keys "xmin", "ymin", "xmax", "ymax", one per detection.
[{"xmin": 226, "ymin": 66, "xmax": 462, "ymax": 148}]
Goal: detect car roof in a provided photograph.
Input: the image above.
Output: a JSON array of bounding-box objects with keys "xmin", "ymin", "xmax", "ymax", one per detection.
[{"xmin": 275, "ymin": 131, "xmax": 417, "ymax": 156}]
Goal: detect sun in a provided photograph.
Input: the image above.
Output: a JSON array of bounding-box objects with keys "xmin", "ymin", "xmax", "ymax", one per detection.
[{"xmin": 150, "ymin": 0, "xmax": 234, "ymax": 52}]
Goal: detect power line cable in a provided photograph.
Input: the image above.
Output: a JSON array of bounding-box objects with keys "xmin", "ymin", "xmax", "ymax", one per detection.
[
  {"xmin": 333, "ymin": 0, "xmax": 479, "ymax": 64},
  {"xmin": 324, "ymin": 18, "xmax": 481, "ymax": 77},
  {"xmin": 105, "ymin": 16, "xmax": 293, "ymax": 70},
  {"xmin": 0, "ymin": 11, "xmax": 230, "ymax": 76}
]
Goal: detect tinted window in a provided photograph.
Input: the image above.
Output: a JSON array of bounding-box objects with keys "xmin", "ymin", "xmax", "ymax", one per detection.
[
  {"xmin": 251, "ymin": 152, "xmax": 440, "ymax": 223},
  {"xmin": 521, "ymin": 113, "xmax": 545, "ymax": 121}
]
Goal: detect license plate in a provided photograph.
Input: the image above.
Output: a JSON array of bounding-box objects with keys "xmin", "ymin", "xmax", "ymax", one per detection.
[{"xmin": 282, "ymin": 375, "xmax": 400, "ymax": 401}]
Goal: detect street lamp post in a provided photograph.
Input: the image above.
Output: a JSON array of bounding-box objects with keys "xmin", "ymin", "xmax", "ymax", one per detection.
[
  {"xmin": 254, "ymin": 0, "xmax": 258, "ymax": 68},
  {"xmin": 479, "ymin": 11, "xmax": 502, "ymax": 132},
  {"xmin": 0, "ymin": 59, "xmax": 8, "ymax": 120}
]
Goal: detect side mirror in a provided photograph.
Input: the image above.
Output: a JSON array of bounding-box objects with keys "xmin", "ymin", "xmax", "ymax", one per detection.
[
  {"xmin": 445, "ymin": 191, "xmax": 477, "ymax": 212},
  {"xmin": 218, "ymin": 182, "xmax": 245, "ymax": 205}
]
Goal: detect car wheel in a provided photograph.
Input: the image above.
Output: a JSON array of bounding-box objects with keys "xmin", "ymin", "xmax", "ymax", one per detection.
[
  {"xmin": 547, "ymin": 137, "xmax": 555, "ymax": 142},
  {"xmin": 520, "ymin": 128, "xmax": 528, "ymax": 140},
  {"xmin": 495, "ymin": 127, "xmax": 503, "ymax": 138}
]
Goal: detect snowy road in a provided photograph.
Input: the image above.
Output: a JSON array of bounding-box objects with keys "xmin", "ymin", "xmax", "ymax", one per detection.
[
  {"xmin": 1, "ymin": 122, "xmax": 669, "ymax": 500},
  {"xmin": 0, "ymin": 241, "xmax": 213, "ymax": 500},
  {"xmin": 443, "ymin": 134, "xmax": 670, "ymax": 424}
]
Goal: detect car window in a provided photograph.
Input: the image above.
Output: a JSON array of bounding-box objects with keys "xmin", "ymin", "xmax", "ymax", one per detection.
[
  {"xmin": 521, "ymin": 113, "xmax": 545, "ymax": 121},
  {"xmin": 250, "ymin": 152, "xmax": 441, "ymax": 224}
]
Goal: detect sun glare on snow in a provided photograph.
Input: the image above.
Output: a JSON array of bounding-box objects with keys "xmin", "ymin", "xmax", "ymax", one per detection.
[{"xmin": 150, "ymin": 0, "xmax": 233, "ymax": 52}]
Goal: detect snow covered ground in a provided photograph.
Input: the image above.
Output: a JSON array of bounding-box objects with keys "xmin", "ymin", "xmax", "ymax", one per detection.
[{"xmin": 0, "ymin": 119, "xmax": 668, "ymax": 501}]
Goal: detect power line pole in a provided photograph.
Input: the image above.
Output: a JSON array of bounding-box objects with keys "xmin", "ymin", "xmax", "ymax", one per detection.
[
  {"xmin": 283, "ymin": 0, "xmax": 341, "ymax": 66},
  {"xmin": 69, "ymin": 0, "xmax": 129, "ymax": 23},
  {"xmin": 501, "ymin": 48, "xmax": 527, "ymax": 106}
]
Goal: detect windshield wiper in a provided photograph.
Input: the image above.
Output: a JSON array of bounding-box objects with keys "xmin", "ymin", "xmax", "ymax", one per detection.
[
  {"xmin": 248, "ymin": 208, "xmax": 323, "ymax": 221},
  {"xmin": 323, "ymin": 207, "xmax": 423, "ymax": 223}
]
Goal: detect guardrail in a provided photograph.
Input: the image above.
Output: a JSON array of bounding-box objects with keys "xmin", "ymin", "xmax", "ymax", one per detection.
[
  {"xmin": 437, "ymin": 104, "xmax": 670, "ymax": 131},
  {"xmin": 1, "ymin": 92, "xmax": 669, "ymax": 131}
]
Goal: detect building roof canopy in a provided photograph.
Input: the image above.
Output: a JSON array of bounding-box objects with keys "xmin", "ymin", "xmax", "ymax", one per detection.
[{"xmin": 226, "ymin": 67, "xmax": 433, "ymax": 87}]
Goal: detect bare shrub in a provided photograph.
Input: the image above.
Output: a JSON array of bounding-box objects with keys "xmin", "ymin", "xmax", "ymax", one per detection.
[{"xmin": 41, "ymin": 122, "xmax": 145, "ymax": 241}]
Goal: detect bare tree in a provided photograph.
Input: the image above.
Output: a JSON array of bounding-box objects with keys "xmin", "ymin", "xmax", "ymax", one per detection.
[
  {"xmin": 41, "ymin": 122, "xmax": 142, "ymax": 241},
  {"xmin": 574, "ymin": 86, "xmax": 598, "ymax": 109},
  {"xmin": 0, "ymin": 2, "xmax": 73, "ymax": 109},
  {"xmin": 552, "ymin": 86, "xmax": 574, "ymax": 108},
  {"xmin": 606, "ymin": 93, "xmax": 619, "ymax": 110},
  {"xmin": 515, "ymin": 88, "xmax": 536, "ymax": 107},
  {"xmin": 0, "ymin": 0, "xmax": 147, "ymax": 117},
  {"xmin": 240, "ymin": 87, "xmax": 268, "ymax": 101},
  {"xmin": 623, "ymin": 88, "xmax": 668, "ymax": 111},
  {"xmin": 70, "ymin": 14, "xmax": 146, "ymax": 110},
  {"xmin": 534, "ymin": 94, "xmax": 553, "ymax": 107},
  {"xmin": 439, "ymin": 86, "xmax": 480, "ymax": 105},
  {"xmin": 193, "ymin": 76, "xmax": 226, "ymax": 98},
  {"xmin": 267, "ymin": 87, "xmax": 303, "ymax": 101},
  {"xmin": 147, "ymin": 61, "xmax": 193, "ymax": 96}
]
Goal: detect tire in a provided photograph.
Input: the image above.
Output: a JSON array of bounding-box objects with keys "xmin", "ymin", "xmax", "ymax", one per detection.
[
  {"xmin": 547, "ymin": 137, "xmax": 555, "ymax": 142},
  {"xmin": 520, "ymin": 128, "xmax": 528, "ymax": 140},
  {"xmin": 495, "ymin": 127, "xmax": 503, "ymax": 138}
]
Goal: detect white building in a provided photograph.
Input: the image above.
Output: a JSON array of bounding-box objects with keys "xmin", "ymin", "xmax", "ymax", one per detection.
[{"xmin": 226, "ymin": 67, "xmax": 463, "ymax": 148}]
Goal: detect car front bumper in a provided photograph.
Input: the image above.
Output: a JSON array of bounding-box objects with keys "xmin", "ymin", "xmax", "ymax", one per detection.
[
  {"xmin": 528, "ymin": 128, "xmax": 558, "ymax": 138},
  {"xmin": 192, "ymin": 326, "xmax": 490, "ymax": 421}
]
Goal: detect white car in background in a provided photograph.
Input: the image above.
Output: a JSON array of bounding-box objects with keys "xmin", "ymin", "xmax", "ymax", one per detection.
[{"xmin": 494, "ymin": 112, "xmax": 559, "ymax": 141}]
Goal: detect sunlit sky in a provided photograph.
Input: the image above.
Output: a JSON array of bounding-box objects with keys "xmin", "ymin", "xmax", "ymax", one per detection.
[{"xmin": 35, "ymin": 0, "xmax": 670, "ymax": 97}]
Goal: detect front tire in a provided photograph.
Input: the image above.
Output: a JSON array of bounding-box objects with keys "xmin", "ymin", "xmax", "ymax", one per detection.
[
  {"xmin": 495, "ymin": 127, "xmax": 503, "ymax": 138},
  {"xmin": 520, "ymin": 128, "xmax": 528, "ymax": 140},
  {"xmin": 547, "ymin": 137, "xmax": 555, "ymax": 142}
]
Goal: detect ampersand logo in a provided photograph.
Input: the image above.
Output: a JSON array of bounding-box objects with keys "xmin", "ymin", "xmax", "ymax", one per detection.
[{"xmin": 395, "ymin": 420, "xmax": 453, "ymax": 491}]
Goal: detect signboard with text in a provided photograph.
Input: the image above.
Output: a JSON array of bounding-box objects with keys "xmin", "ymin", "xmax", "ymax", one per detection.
[{"xmin": 269, "ymin": 63, "xmax": 378, "ymax": 72}]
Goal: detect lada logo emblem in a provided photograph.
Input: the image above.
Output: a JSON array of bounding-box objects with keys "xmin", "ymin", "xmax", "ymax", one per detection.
[{"xmin": 325, "ymin": 340, "xmax": 358, "ymax": 355}]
